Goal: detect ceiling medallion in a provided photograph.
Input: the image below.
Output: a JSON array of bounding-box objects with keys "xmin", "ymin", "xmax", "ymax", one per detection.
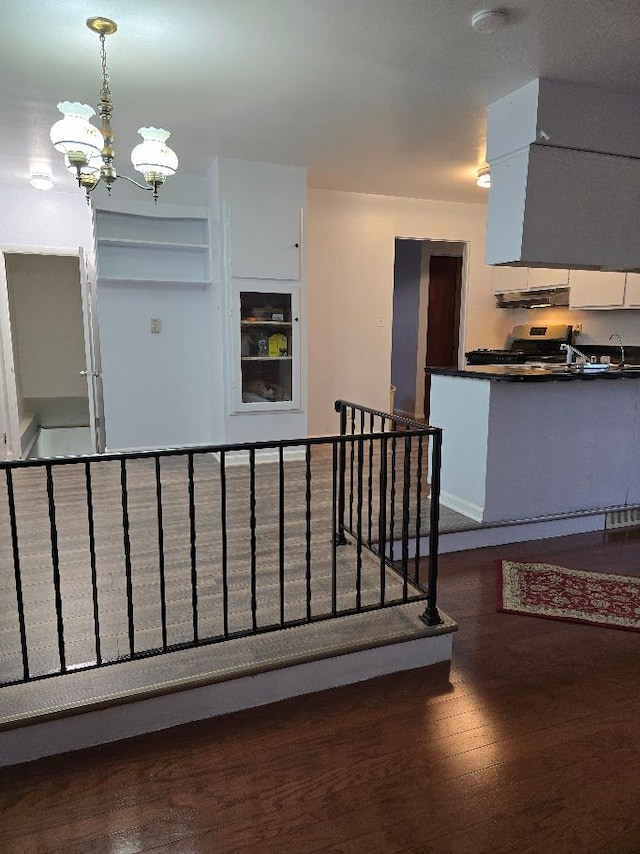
[{"xmin": 49, "ymin": 17, "xmax": 178, "ymax": 203}]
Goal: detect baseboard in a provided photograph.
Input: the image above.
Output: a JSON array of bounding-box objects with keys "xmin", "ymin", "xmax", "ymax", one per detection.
[
  {"xmin": 414, "ymin": 512, "xmax": 606, "ymax": 555},
  {"xmin": 439, "ymin": 489, "xmax": 484, "ymax": 522},
  {"xmin": 0, "ymin": 633, "xmax": 452, "ymax": 767}
]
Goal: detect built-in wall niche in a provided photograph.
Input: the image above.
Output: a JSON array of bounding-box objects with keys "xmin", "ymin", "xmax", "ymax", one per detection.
[
  {"xmin": 232, "ymin": 285, "xmax": 301, "ymax": 412},
  {"xmin": 94, "ymin": 209, "xmax": 210, "ymax": 284}
]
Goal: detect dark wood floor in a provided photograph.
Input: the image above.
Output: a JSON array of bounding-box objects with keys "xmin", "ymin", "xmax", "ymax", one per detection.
[{"xmin": 2, "ymin": 529, "xmax": 640, "ymax": 853}]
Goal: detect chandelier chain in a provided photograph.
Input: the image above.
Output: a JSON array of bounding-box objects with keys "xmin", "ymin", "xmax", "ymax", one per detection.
[{"xmin": 99, "ymin": 33, "xmax": 111, "ymax": 102}]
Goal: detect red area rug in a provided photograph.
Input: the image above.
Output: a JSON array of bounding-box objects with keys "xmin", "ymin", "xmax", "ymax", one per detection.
[{"xmin": 497, "ymin": 560, "xmax": 640, "ymax": 631}]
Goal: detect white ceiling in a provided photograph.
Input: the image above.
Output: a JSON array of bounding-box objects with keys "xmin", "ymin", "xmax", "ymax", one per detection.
[{"xmin": 2, "ymin": 0, "xmax": 640, "ymax": 203}]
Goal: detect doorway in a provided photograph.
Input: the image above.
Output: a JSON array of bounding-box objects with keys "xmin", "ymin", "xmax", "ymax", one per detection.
[
  {"xmin": 0, "ymin": 250, "xmax": 103, "ymax": 459},
  {"xmin": 422, "ymin": 253, "xmax": 463, "ymax": 420},
  {"xmin": 390, "ymin": 239, "xmax": 465, "ymax": 421}
]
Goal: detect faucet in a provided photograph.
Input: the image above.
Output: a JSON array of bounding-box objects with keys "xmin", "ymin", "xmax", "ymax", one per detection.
[
  {"xmin": 609, "ymin": 333, "xmax": 625, "ymax": 367},
  {"xmin": 560, "ymin": 343, "xmax": 589, "ymax": 365}
]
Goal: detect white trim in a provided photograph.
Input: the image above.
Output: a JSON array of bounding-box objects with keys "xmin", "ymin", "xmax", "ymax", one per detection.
[
  {"xmin": 0, "ymin": 252, "xmax": 20, "ymax": 458},
  {"xmin": 0, "ymin": 633, "xmax": 452, "ymax": 767},
  {"xmin": 0, "ymin": 245, "xmax": 79, "ymax": 257},
  {"xmin": 439, "ymin": 488, "xmax": 484, "ymax": 522},
  {"xmin": 432, "ymin": 513, "xmax": 606, "ymax": 554},
  {"xmin": 92, "ymin": 200, "xmax": 209, "ymax": 220}
]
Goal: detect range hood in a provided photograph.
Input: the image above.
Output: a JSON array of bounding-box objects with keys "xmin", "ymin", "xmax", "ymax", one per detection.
[
  {"xmin": 485, "ymin": 79, "xmax": 640, "ymax": 271},
  {"xmin": 495, "ymin": 287, "xmax": 570, "ymax": 309}
]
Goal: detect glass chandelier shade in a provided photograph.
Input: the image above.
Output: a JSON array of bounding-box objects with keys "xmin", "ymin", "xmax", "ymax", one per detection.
[
  {"xmin": 50, "ymin": 102, "xmax": 103, "ymax": 160},
  {"xmin": 131, "ymin": 127, "xmax": 179, "ymax": 179}
]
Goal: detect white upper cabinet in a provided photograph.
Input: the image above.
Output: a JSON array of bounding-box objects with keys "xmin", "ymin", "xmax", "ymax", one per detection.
[
  {"xmin": 492, "ymin": 265, "xmax": 569, "ymax": 294},
  {"xmin": 624, "ymin": 273, "xmax": 640, "ymax": 307},
  {"xmin": 229, "ymin": 198, "xmax": 301, "ymax": 280},
  {"xmin": 492, "ymin": 265, "xmax": 528, "ymax": 293},
  {"xmin": 219, "ymin": 160, "xmax": 306, "ymax": 282},
  {"xmin": 526, "ymin": 267, "xmax": 570, "ymax": 290},
  {"xmin": 568, "ymin": 270, "xmax": 626, "ymax": 309}
]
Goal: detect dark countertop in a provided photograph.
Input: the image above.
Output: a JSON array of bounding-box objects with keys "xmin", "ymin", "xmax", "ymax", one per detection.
[{"xmin": 426, "ymin": 365, "xmax": 640, "ymax": 382}]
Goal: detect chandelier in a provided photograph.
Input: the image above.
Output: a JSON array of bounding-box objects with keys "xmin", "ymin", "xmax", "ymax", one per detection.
[{"xmin": 49, "ymin": 17, "xmax": 178, "ymax": 203}]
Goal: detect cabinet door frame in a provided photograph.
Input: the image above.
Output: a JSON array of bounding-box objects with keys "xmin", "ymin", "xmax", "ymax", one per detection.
[{"xmin": 229, "ymin": 281, "xmax": 302, "ymax": 413}]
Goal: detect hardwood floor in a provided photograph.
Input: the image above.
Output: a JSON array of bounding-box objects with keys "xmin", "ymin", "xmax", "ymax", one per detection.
[{"xmin": 2, "ymin": 529, "xmax": 640, "ymax": 853}]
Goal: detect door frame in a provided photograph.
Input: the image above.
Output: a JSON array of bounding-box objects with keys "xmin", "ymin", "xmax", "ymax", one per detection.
[{"xmin": 0, "ymin": 244, "xmax": 103, "ymax": 458}]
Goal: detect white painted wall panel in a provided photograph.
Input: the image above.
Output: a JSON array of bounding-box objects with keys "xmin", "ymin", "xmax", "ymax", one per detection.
[{"xmin": 97, "ymin": 282, "xmax": 214, "ymax": 451}]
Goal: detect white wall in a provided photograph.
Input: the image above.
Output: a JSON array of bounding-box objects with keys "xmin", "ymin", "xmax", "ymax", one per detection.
[
  {"xmin": 4, "ymin": 253, "xmax": 86, "ymax": 399},
  {"xmin": 306, "ymin": 190, "xmax": 512, "ymax": 436},
  {"xmin": 98, "ymin": 280, "xmax": 214, "ymax": 451},
  {"xmin": 0, "ymin": 185, "xmax": 93, "ymax": 250},
  {"xmin": 508, "ymin": 304, "xmax": 640, "ymax": 347}
]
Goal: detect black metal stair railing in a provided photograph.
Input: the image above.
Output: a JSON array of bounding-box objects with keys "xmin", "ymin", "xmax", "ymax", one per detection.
[
  {"xmin": 334, "ymin": 399, "xmax": 443, "ymax": 627},
  {"xmin": 0, "ymin": 404, "xmax": 442, "ymax": 688}
]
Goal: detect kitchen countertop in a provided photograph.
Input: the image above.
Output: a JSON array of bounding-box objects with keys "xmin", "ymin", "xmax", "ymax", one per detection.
[{"xmin": 426, "ymin": 364, "xmax": 640, "ymax": 382}]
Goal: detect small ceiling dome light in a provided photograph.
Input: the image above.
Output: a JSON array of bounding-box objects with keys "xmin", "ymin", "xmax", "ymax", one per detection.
[
  {"xmin": 471, "ymin": 9, "xmax": 509, "ymax": 33},
  {"xmin": 477, "ymin": 165, "xmax": 491, "ymax": 188},
  {"xmin": 29, "ymin": 173, "xmax": 54, "ymax": 191}
]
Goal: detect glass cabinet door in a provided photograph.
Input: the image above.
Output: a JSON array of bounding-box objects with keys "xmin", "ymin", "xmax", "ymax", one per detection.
[{"xmin": 238, "ymin": 290, "xmax": 296, "ymax": 406}]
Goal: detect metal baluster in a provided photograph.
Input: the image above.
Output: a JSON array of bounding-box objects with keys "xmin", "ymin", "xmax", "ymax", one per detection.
[
  {"xmin": 389, "ymin": 423, "xmax": 397, "ymax": 566},
  {"xmin": 367, "ymin": 412, "xmax": 374, "ymax": 547},
  {"xmin": 335, "ymin": 403, "xmax": 347, "ymax": 545},
  {"xmin": 401, "ymin": 435, "xmax": 412, "ymax": 601},
  {"xmin": 331, "ymin": 442, "xmax": 338, "ymax": 616},
  {"xmin": 348, "ymin": 407, "xmax": 356, "ymax": 532},
  {"xmin": 187, "ymin": 452, "xmax": 198, "ymax": 642},
  {"xmin": 5, "ymin": 469, "xmax": 29, "ymax": 682},
  {"xmin": 219, "ymin": 450, "xmax": 229, "ymax": 638},
  {"xmin": 356, "ymin": 436, "xmax": 364, "ymax": 611},
  {"xmin": 154, "ymin": 456, "xmax": 168, "ymax": 651},
  {"xmin": 414, "ymin": 434, "xmax": 424, "ymax": 587},
  {"xmin": 279, "ymin": 445, "xmax": 286, "ymax": 625},
  {"xmin": 378, "ymin": 436, "xmax": 388, "ymax": 606},
  {"xmin": 84, "ymin": 461, "xmax": 102, "ymax": 665},
  {"xmin": 120, "ymin": 458, "xmax": 135, "ymax": 658},
  {"xmin": 46, "ymin": 464, "xmax": 66, "ymax": 672},
  {"xmin": 422, "ymin": 429, "xmax": 443, "ymax": 626},
  {"xmin": 249, "ymin": 448, "xmax": 258, "ymax": 631},
  {"xmin": 305, "ymin": 444, "xmax": 312, "ymax": 620}
]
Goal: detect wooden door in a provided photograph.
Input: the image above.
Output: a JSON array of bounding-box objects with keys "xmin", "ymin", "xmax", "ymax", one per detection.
[{"xmin": 424, "ymin": 255, "xmax": 463, "ymax": 420}]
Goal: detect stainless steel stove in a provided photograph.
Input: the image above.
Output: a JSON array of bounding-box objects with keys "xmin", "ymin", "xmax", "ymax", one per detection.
[{"xmin": 465, "ymin": 324, "xmax": 574, "ymax": 366}]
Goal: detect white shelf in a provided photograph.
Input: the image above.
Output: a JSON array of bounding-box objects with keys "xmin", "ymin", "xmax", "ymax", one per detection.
[
  {"xmin": 98, "ymin": 276, "xmax": 209, "ymax": 286},
  {"xmin": 97, "ymin": 238, "xmax": 209, "ymax": 250},
  {"xmin": 241, "ymin": 356, "xmax": 292, "ymax": 361},
  {"xmin": 241, "ymin": 320, "xmax": 292, "ymax": 327}
]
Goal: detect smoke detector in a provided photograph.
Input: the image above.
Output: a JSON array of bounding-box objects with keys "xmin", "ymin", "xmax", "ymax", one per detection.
[{"xmin": 471, "ymin": 9, "xmax": 509, "ymax": 33}]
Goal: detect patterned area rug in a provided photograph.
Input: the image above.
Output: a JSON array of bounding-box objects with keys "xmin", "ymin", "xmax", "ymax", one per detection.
[{"xmin": 497, "ymin": 560, "xmax": 640, "ymax": 631}]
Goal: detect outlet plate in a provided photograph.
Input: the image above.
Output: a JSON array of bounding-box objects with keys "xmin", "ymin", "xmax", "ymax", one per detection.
[{"xmin": 150, "ymin": 318, "xmax": 161, "ymax": 334}]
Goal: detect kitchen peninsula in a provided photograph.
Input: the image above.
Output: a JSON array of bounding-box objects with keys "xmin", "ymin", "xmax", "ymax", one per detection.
[{"xmin": 426, "ymin": 366, "xmax": 640, "ymax": 525}]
